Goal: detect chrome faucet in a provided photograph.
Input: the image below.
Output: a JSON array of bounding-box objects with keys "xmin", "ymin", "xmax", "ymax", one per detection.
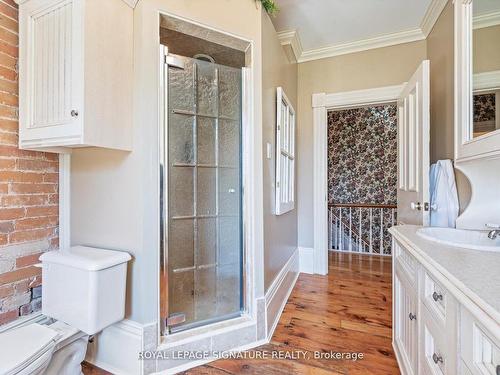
[{"xmin": 486, "ymin": 223, "xmax": 500, "ymax": 240}]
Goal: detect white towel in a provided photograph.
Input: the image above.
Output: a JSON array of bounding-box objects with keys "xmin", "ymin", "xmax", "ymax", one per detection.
[{"xmin": 430, "ymin": 160, "xmax": 460, "ymax": 227}]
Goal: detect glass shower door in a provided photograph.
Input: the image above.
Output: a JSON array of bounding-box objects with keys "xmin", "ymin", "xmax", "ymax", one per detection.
[{"xmin": 162, "ymin": 54, "xmax": 243, "ymax": 333}]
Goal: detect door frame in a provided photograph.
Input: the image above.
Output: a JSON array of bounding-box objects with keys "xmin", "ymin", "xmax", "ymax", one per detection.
[{"xmin": 311, "ymin": 84, "xmax": 405, "ymax": 275}]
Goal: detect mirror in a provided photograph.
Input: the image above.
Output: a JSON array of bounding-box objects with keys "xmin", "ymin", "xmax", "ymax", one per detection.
[{"xmin": 472, "ymin": 0, "xmax": 500, "ymax": 139}]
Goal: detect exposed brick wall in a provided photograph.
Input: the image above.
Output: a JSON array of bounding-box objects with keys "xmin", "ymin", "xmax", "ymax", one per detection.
[{"xmin": 0, "ymin": 0, "xmax": 59, "ymax": 326}]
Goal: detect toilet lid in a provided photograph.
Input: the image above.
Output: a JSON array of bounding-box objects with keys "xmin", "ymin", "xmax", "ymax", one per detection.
[{"xmin": 0, "ymin": 323, "xmax": 58, "ymax": 375}]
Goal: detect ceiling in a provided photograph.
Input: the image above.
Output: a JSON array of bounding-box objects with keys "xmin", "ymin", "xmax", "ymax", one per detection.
[{"xmin": 272, "ymin": 0, "xmax": 432, "ymax": 52}]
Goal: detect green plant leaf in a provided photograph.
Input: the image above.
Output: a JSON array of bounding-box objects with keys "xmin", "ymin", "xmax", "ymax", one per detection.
[{"xmin": 259, "ymin": 0, "xmax": 279, "ymax": 16}]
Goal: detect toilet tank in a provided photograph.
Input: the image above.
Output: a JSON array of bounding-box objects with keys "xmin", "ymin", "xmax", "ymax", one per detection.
[{"xmin": 40, "ymin": 246, "xmax": 131, "ymax": 335}]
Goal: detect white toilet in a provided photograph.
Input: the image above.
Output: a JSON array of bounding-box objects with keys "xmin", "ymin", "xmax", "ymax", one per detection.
[{"xmin": 0, "ymin": 246, "xmax": 131, "ymax": 375}]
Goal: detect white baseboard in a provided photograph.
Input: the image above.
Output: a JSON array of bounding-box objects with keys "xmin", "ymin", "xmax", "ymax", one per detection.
[
  {"xmin": 265, "ymin": 248, "xmax": 299, "ymax": 340},
  {"xmin": 298, "ymin": 247, "xmax": 314, "ymax": 274},
  {"xmin": 86, "ymin": 319, "xmax": 144, "ymax": 375}
]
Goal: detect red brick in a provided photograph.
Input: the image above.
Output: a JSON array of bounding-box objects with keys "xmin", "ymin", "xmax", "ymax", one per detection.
[
  {"xmin": 0, "ymin": 25, "xmax": 17, "ymax": 46},
  {"xmin": 0, "ymin": 103, "xmax": 16, "ymax": 118},
  {"xmin": 0, "ymin": 77, "xmax": 16, "ymax": 95},
  {"xmin": 1, "ymin": 0, "xmax": 18, "ymax": 10},
  {"xmin": 0, "ymin": 207, "xmax": 24, "ymax": 220},
  {"xmin": 50, "ymin": 236, "xmax": 59, "ymax": 249},
  {"xmin": 0, "ymin": 171, "xmax": 44, "ymax": 183},
  {"xmin": 0, "ymin": 39, "xmax": 17, "ymax": 58},
  {"xmin": 0, "ymin": 1, "xmax": 18, "ymax": 21},
  {"xmin": 0, "ymin": 233, "xmax": 7, "ymax": 245},
  {"xmin": 0, "ymin": 284, "xmax": 15, "ymax": 298},
  {"xmin": 25, "ymin": 205, "xmax": 58, "ymax": 217},
  {"xmin": 0, "ymin": 13, "xmax": 17, "ymax": 33},
  {"xmin": 2, "ymin": 194, "xmax": 47, "ymax": 207},
  {"xmin": 0, "ymin": 182, "xmax": 7, "ymax": 192},
  {"xmin": 10, "ymin": 183, "xmax": 57, "ymax": 194},
  {"xmin": 0, "ymin": 130, "xmax": 17, "ymax": 145},
  {"xmin": 15, "ymin": 252, "xmax": 42, "ymax": 268},
  {"xmin": 17, "ymin": 159, "xmax": 58, "ymax": 172},
  {"xmin": 0, "ymin": 90, "xmax": 18, "ymax": 106},
  {"xmin": 48, "ymin": 194, "xmax": 59, "ymax": 204},
  {"xmin": 0, "ymin": 119, "xmax": 18, "ymax": 133},
  {"xmin": 0, "ymin": 266, "xmax": 41, "ymax": 284},
  {"xmin": 15, "ymin": 216, "xmax": 57, "ymax": 230},
  {"xmin": 43, "ymin": 173, "xmax": 58, "ymax": 183},
  {"xmin": 0, "ymin": 157, "xmax": 15, "ymax": 169},
  {"xmin": 0, "ymin": 220, "xmax": 13, "ymax": 233},
  {"xmin": 0, "ymin": 310, "xmax": 17, "ymax": 325},
  {"xmin": 9, "ymin": 228, "xmax": 54, "ymax": 243}
]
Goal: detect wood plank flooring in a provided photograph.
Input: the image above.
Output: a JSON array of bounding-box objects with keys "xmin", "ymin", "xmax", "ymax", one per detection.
[{"xmin": 83, "ymin": 252, "xmax": 399, "ymax": 375}]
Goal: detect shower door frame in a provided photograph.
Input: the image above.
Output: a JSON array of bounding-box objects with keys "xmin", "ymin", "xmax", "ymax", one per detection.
[{"xmin": 159, "ymin": 35, "xmax": 258, "ymax": 338}]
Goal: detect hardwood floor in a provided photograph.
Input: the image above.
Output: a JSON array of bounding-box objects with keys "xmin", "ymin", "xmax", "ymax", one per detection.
[{"xmin": 84, "ymin": 252, "xmax": 400, "ymax": 374}]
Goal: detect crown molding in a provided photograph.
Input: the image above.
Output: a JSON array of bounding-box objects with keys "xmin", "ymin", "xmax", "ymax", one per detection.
[
  {"xmin": 473, "ymin": 11, "xmax": 500, "ymax": 29},
  {"xmin": 277, "ymin": 30, "xmax": 303, "ymax": 63},
  {"xmin": 420, "ymin": 0, "xmax": 448, "ymax": 37},
  {"xmin": 298, "ymin": 28, "xmax": 425, "ymax": 63}
]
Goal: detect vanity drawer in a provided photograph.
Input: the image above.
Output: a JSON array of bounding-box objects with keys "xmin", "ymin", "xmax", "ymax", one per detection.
[
  {"xmin": 422, "ymin": 270, "xmax": 448, "ymax": 326},
  {"xmin": 393, "ymin": 240, "xmax": 418, "ymax": 285},
  {"xmin": 420, "ymin": 304, "xmax": 455, "ymax": 375},
  {"xmin": 460, "ymin": 307, "xmax": 500, "ymax": 375}
]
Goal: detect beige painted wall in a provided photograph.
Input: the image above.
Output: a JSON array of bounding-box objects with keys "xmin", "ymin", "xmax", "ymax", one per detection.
[
  {"xmin": 71, "ymin": 0, "xmax": 264, "ymax": 324},
  {"xmin": 474, "ymin": 24, "xmax": 500, "ymax": 74},
  {"xmin": 427, "ymin": 1, "xmax": 455, "ymax": 163},
  {"xmin": 296, "ymin": 41, "xmax": 427, "ymax": 247},
  {"xmin": 261, "ymin": 12, "xmax": 298, "ymax": 291}
]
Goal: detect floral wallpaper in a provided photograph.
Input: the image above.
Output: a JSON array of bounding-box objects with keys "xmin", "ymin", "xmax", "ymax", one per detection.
[
  {"xmin": 327, "ymin": 105, "xmax": 398, "ymax": 255},
  {"xmin": 473, "ymin": 93, "xmax": 496, "ymax": 123},
  {"xmin": 327, "ymin": 105, "xmax": 398, "ymax": 205}
]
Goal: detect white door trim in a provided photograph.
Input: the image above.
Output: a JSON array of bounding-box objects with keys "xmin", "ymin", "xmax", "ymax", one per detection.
[{"xmin": 312, "ymin": 84, "xmax": 405, "ymax": 275}]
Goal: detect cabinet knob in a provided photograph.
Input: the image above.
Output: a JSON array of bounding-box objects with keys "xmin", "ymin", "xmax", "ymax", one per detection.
[
  {"xmin": 408, "ymin": 313, "xmax": 417, "ymax": 321},
  {"xmin": 71, "ymin": 110, "xmax": 79, "ymax": 117},
  {"xmin": 432, "ymin": 353, "xmax": 443, "ymax": 364},
  {"xmin": 432, "ymin": 291, "xmax": 443, "ymax": 302}
]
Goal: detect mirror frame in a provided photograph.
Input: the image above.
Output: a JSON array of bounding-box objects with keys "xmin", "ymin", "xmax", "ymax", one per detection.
[{"xmin": 454, "ymin": 0, "xmax": 500, "ymax": 162}]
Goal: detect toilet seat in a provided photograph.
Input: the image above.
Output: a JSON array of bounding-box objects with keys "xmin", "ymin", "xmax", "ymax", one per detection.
[{"xmin": 0, "ymin": 323, "xmax": 59, "ymax": 375}]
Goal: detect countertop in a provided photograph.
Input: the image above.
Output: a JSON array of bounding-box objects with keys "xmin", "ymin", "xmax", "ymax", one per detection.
[{"xmin": 389, "ymin": 225, "xmax": 500, "ymax": 325}]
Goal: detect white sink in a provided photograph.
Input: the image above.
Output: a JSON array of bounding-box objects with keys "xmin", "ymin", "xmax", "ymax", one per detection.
[{"xmin": 417, "ymin": 227, "xmax": 500, "ymax": 252}]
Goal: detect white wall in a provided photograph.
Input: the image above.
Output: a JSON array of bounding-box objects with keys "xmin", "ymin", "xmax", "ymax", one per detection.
[{"xmin": 261, "ymin": 12, "xmax": 298, "ymax": 291}]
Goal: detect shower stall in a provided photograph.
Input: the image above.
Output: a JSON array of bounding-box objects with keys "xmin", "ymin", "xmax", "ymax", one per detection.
[{"xmin": 160, "ymin": 48, "xmax": 244, "ymax": 334}]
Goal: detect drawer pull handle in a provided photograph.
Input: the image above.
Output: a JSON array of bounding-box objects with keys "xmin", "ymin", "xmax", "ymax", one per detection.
[
  {"xmin": 432, "ymin": 291, "xmax": 443, "ymax": 301},
  {"xmin": 71, "ymin": 110, "xmax": 79, "ymax": 117},
  {"xmin": 408, "ymin": 313, "xmax": 417, "ymax": 321},
  {"xmin": 432, "ymin": 353, "xmax": 443, "ymax": 364}
]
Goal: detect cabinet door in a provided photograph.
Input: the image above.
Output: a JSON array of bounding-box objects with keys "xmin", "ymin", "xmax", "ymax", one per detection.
[
  {"xmin": 394, "ymin": 268, "xmax": 418, "ymax": 375},
  {"xmin": 19, "ymin": 0, "xmax": 83, "ymax": 148}
]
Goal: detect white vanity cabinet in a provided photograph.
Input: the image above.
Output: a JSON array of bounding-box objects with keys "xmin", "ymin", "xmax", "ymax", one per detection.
[
  {"xmin": 392, "ymin": 239, "xmax": 500, "ymax": 375},
  {"xmin": 17, "ymin": 0, "xmax": 133, "ymax": 151}
]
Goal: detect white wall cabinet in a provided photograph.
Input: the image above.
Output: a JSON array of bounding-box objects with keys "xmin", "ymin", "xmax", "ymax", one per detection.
[
  {"xmin": 17, "ymin": 0, "xmax": 133, "ymax": 152},
  {"xmin": 392, "ymin": 240, "xmax": 499, "ymax": 375}
]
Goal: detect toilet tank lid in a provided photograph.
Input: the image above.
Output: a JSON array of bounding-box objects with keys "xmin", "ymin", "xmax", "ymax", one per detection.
[{"xmin": 40, "ymin": 246, "xmax": 132, "ymax": 271}]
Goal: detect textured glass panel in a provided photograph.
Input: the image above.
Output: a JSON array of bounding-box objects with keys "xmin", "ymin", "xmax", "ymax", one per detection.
[
  {"xmin": 219, "ymin": 217, "xmax": 240, "ymax": 266},
  {"xmin": 169, "ymin": 113, "xmax": 194, "ymax": 164},
  {"xmin": 196, "ymin": 61, "xmax": 218, "ymax": 117},
  {"xmin": 169, "ymin": 219, "xmax": 194, "ymax": 270},
  {"xmin": 219, "ymin": 119, "xmax": 240, "ymax": 167},
  {"xmin": 217, "ymin": 264, "xmax": 241, "ymax": 316},
  {"xmin": 197, "ymin": 117, "xmax": 216, "ymax": 165},
  {"xmin": 197, "ymin": 218, "xmax": 216, "ymax": 266},
  {"xmin": 219, "ymin": 67, "xmax": 241, "ymax": 120},
  {"xmin": 195, "ymin": 267, "xmax": 217, "ymax": 321},
  {"xmin": 168, "ymin": 57, "xmax": 195, "ymax": 112},
  {"xmin": 169, "ymin": 167, "xmax": 194, "ymax": 217},
  {"xmin": 219, "ymin": 167, "xmax": 240, "ymax": 216},
  {"xmin": 197, "ymin": 168, "xmax": 216, "ymax": 215},
  {"xmin": 169, "ymin": 270, "xmax": 194, "ymax": 323}
]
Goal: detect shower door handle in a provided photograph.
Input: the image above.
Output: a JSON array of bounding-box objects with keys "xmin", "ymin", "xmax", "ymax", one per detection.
[{"xmin": 165, "ymin": 55, "xmax": 185, "ymax": 70}]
